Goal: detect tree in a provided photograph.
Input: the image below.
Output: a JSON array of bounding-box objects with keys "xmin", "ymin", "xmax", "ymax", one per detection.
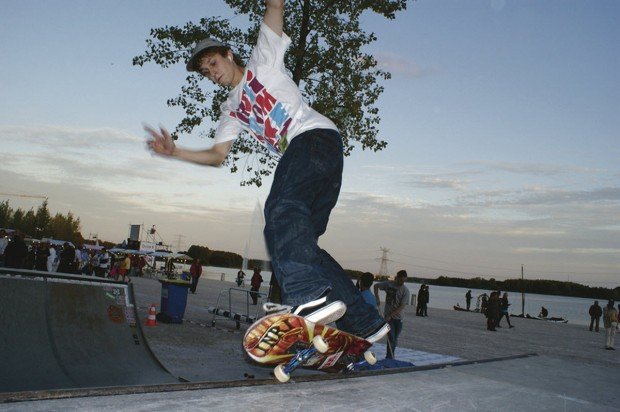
[
  {"xmin": 35, "ymin": 200, "xmax": 52, "ymax": 238},
  {"xmin": 0, "ymin": 200, "xmax": 10, "ymax": 228},
  {"xmin": 133, "ymin": 0, "xmax": 409, "ymax": 186}
]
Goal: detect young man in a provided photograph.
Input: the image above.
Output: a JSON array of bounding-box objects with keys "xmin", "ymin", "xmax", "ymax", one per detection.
[
  {"xmin": 145, "ymin": 0, "xmax": 388, "ymax": 341},
  {"xmin": 374, "ymin": 270, "xmax": 410, "ymax": 359},
  {"xmin": 359, "ymin": 272, "xmax": 377, "ymax": 307},
  {"xmin": 589, "ymin": 300, "xmax": 603, "ymax": 332},
  {"xmin": 603, "ymin": 300, "xmax": 618, "ymax": 350},
  {"xmin": 189, "ymin": 258, "xmax": 202, "ymax": 294},
  {"xmin": 250, "ymin": 268, "xmax": 264, "ymax": 305}
]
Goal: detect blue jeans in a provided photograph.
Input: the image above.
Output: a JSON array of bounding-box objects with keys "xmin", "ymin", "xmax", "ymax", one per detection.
[
  {"xmin": 264, "ymin": 129, "xmax": 384, "ymax": 337},
  {"xmin": 386, "ymin": 318, "xmax": 402, "ymax": 359}
]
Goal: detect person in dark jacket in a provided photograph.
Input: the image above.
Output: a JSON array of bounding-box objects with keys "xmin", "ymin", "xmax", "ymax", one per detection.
[
  {"xmin": 497, "ymin": 292, "xmax": 514, "ymax": 328},
  {"xmin": 465, "ymin": 290, "xmax": 472, "ymax": 311},
  {"xmin": 486, "ymin": 291, "xmax": 500, "ymax": 331},
  {"xmin": 4, "ymin": 233, "xmax": 28, "ymax": 269},
  {"xmin": 189, "ymin": 258, "xmax": 203, "ymax": 294},
  {"xmin": 250, "ymin": 268, "xmax": 264, "ymax": 305},
  {"xmin": 589, "ymin": 301, "xmax": 603, "ymax": 332}
]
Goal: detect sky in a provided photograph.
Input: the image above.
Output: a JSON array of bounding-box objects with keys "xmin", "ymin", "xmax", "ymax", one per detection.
[{"xmin": 1, "ymin": 0, "xmax": 618, "ymax": 288}]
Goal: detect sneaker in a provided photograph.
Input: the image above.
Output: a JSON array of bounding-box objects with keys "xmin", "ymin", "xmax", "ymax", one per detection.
[
  {"xmin": 363, "ymin": 322, "xmax": 390, "ymax": 343},
  {"xmin": 262, "ymin": 296, "xmax": 346, "ymax": 325}
]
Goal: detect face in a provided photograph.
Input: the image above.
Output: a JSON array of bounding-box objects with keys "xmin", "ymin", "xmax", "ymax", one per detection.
[
  {"xmin": 197, "ymin": 51, "xmax": 237, "ymax": 87},
  {"xmin": 395, "ymin": 275, "xmax": 406, "ymax": 286}
]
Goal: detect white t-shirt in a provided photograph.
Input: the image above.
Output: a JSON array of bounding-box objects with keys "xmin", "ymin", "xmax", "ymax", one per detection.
[{"xmin": 214, "ymin": 23, "xmax": 337, "ymax": 157}]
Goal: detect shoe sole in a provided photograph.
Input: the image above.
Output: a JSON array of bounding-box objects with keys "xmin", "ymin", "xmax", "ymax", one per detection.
[
  {"xmin": 365, "ymin": 323, "xmax": 390, "ymax": 343},
  {"xmin": 304, "ymin": 301, "xmax": 347, "ymax": 325}
]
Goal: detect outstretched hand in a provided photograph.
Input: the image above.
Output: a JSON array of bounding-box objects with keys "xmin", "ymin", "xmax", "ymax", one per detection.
[{"xmin": 144, "ymin": 123, "xmax": 175, "ymax": 157}]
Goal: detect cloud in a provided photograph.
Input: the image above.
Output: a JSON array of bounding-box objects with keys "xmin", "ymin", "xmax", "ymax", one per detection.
[
  {"xmin": 461, "ymin": 160, "xmax": 601, "ymax": 177},
  {"xmin": 374, "ymin": 52, "xmax": 440, "ymax": 78}
]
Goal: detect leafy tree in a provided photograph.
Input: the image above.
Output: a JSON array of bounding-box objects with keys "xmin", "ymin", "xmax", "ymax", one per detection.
[
  {"xmin": 35, "ymin": 200, "xmax": 52, "ymax": 238},
  {"xmin": 0, "ymin": 201, "xmax": 10, "ymax": 228},
  {"xmin": 133, "ymin": 0, "xmax": 409, "ymax": 186},
  {"xmin": 48, "ymin": 212, "xmax": 83, "ymax": 245}
]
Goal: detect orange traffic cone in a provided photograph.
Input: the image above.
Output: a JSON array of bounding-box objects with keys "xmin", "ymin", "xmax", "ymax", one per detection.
[{"xmin": 145, "ymin": 304, "xmax": 157, "ymax": 326}]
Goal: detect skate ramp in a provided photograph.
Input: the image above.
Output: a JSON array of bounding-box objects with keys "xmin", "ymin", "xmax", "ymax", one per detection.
[{"xmin": 0, "ymin": 269, "xmax": 179, "ymax": 393}]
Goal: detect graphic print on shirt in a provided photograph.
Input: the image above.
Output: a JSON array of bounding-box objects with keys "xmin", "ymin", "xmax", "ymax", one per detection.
[{"xmin": 231, "ymin": 70, "xmax": 292, "ymax": 155}]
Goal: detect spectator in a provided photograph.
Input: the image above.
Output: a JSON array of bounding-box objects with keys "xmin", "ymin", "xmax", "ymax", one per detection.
[
  {"xmin": 359, "ymin": 272, "xmax": 376, "ymax": 307},
  {"xmin": 96, "ymin": 248, "xmax": 110, "ymax": 277},
  {"xmin": 603, "ymin": 300, "xmax": 618, "ymax": 350},
  {"xmin": 486, "ymin": 291, "xmax": 500, "ymax": 331},
  {"xmin": 58, "ymin": 242, "xmax": 76, "ymax": 273},
  {"xmin": 0, "ymin": 229, "xmax": 8, "ymax": 266},
  {"xmin": 190, "ymin": 258, "xmax": 203, "ymax": 294},
  {"xmin": 47, "ymin": 245, "xmax": 58, "ymax": 272},
  {"xmin": 465, "ymin": 290, "xmax": 472, "ymax": 311},
  {"xmin": 374, "ymin": 270, "xmax": 410, "ymax": 359},
  {"xmin": 250, "ymin": 268, "xmax": 264, "ymax": 305},
  {"xmin": 497, "ymin": 292, "xmax": 514, "ymax": 328},
  {"xmin": 589, "ymin": 301, "xmax": 603, "ymax": 332},
  {"xmin": 4, "ymin": 233, "xmax": 28, "ymax": 268},
  {"xmin": 236, "ymin": 269, "xmax": 246, "ymax": 287}
]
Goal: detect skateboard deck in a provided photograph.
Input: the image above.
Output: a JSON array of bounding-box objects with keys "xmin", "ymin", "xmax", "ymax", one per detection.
[{"xmin": 243, "ymin": 312, "xmax": 375, "ymax": 381}]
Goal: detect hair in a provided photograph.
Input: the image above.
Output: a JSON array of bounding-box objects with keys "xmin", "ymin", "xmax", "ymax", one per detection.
[
  {"xmin": 195, "ymin": 46, "xmax": 244, "ymax": 69},
  {"xmin": 396, "ymin": 270, "xmax": 408, "ymax": 278},
  {"xmin": 360, "ymin": 272, "xmax": 374, "ymax": 289}
]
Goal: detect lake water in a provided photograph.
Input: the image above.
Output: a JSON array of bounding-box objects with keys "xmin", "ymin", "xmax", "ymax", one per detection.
[{"xmin": 194, "ymin": 266, "xmax": 600, "ymax": 326}]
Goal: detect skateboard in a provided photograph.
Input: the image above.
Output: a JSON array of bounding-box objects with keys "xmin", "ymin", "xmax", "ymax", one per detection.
[{"xmin": 243, "ymin": 312, "xmax": 377, "ymax": 382}]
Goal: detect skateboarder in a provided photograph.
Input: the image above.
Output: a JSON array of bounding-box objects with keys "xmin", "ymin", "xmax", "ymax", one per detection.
[{"xmin": 145, "ymin": 0, "xmax": 388, "ymax": 342}]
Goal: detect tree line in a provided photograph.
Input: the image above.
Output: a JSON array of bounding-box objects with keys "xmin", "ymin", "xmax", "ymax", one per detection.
[
  {"xmin": 411, "ymin": 275, "xmax": 619, "ymax": 301},
  {"xmin": 186, "ymin": 244, "xmax": 271, "ymax": 271},
  {"xmin": 0, "ymin": 200, "xmax": 84, "ymax": 245}
]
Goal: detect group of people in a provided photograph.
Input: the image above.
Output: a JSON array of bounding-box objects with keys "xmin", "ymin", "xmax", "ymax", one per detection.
[
  {"xmin": 355, "ymin": 271, "xmax": 411, "ymax": 360},
  {"xmin": 0, "ymin": 231, "xmax": 91, "ymax": 274},
  {"xmin": 479, "ymin": 291, "xmax": 514, "ymax": 331},
  {"xmin": 589, "ymin": 300, "xmax": 618, "ymax": 350},
  {"xmin": 0, "ymin": 230, "xmax": 146, "ymax": 283}
]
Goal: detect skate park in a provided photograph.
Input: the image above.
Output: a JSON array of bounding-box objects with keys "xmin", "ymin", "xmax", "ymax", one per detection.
[{"xmin": 1, "ymin": 268, "xmax": 618, "ymax": 411}]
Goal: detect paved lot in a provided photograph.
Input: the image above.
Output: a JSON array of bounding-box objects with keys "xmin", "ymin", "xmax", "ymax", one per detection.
[{"xmin": 2, "ymin": 276, "xmax": 618, "ymax": 411}]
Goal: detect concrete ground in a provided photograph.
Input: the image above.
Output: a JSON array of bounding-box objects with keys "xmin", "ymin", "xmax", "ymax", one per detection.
[{"xmin": 2, "ymin": 276, "xmax": 618, "ymax": 411}]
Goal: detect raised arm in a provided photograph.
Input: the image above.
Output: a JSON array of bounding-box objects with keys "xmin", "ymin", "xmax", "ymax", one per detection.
[
  {"xmin": 264, "ymin": 0, "xmax": 284, "ymax": 36},
  {"xmin": 144, "ymin": 124, "xmax": 232, "ymax": 167}
]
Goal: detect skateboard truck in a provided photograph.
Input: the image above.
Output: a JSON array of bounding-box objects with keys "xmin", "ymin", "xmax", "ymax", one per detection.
[{"xmin": 274, "ymin": 336, "xmax": 328, "ymax": 383}]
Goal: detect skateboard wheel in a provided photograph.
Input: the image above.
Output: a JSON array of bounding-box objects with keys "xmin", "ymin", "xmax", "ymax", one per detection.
[
  {"xmin": 364, "ymin": 350, "xmax": 377, "ymax": 365},
  {"xmin": 312, "ymin": 335, "xmax": 328, "ymax": 354},
  {"xmin": 274, "ymin": 364, "xmax": 290, "ymax": 383}
]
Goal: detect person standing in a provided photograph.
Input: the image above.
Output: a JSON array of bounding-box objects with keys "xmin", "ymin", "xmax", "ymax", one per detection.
[
  {"xmin": 421, "ymin": 284, "xmax": 429, "ymax": 316},
  {"xmin": 47, "ymin": 244, "xmax": 58, "ymax": 272},
  {"xmin": 189, "ymin": 258, "xmax": 203, "ymax": 294},
  {"xmin": 603, "ymin": 300, "xmax": 618, "ymax": 350},
  {"xmin": 486, "ymin": 291, "xmax": 500, "ymax": 331},
  {"xmin": 374, "ymin": 270, "xmax": 410, "ymax": 359},
  {"xmin": 236, "ymin": 269, "xmax": 246, "ymax": 287},
  {"xmin": 359, "ymin": 272, "xmax": 376, "ymax": 307},
  {"xmin": 119, "ymin": 254, "xmax": 131, "ymax": 282},
  {"xmin": 144, "ymin": 0, "xmax": 387, "ymax": 341},
  {"xmin": 480, "ymin": 293, "xmax": 488, "ymax": 315},
  {"xmin": 465, "ymin": 290, "xmax": 472, "ymax": 311},
  {"xmin": 0, "ymin": 229, "xmax": 9, "ymax": 267},
  {"xmin": 416, "ymin": 284, "xmax": 424, "ymax": 316},
  {"xmin": 589, "ymin": 301, "xmax": 603, "ymax": 332},
  {"xmin": 4, "ymin": 233, "xmax": 28, "ymax": 269},
  {"xmin": 497, "ymin": 292, "xmax": 514, "ymax": 328},
  {"xmin": 96, "ymin": 248, "xmax": 110, "ymax": 278},
  {"xmin": 250, "ymin": 268, "xmax": 264, "ymax": 305}
]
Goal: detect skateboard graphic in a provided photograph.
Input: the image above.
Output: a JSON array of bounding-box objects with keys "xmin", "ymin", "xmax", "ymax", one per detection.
[{"xmin": 243, "ymin": 313, "xmax": 377, "ymax": 382}]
